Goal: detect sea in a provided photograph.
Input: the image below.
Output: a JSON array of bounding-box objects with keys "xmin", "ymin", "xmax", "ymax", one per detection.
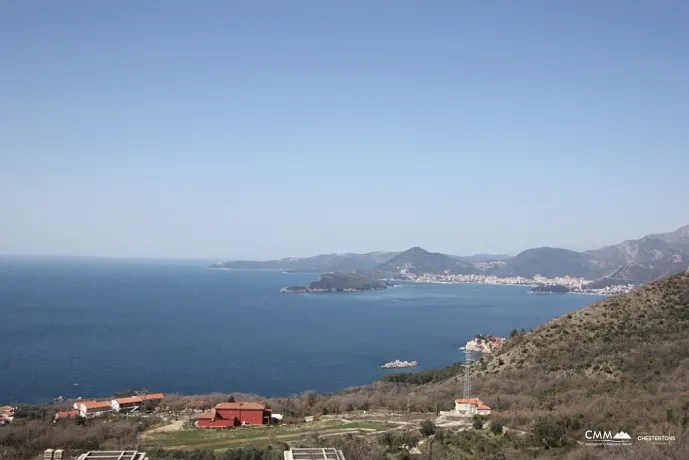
[{"xmin": 0, "ymin": 257, "xmax": 604, "ymax": 404}]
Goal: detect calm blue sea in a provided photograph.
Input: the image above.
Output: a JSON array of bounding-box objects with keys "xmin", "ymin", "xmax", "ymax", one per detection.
[{"xmin": 0, "ymin": 257, "xmax": 603, "ymax": 404}]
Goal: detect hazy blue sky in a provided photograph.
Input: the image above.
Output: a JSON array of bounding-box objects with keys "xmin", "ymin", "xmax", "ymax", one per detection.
[{"xmin": 2, "ymin": 1, "xmax": 688, "ymax": 260}]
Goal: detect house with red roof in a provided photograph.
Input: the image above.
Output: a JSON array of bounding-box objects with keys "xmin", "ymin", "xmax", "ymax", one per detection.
[
  {"xmin": 138, "ymin": 393, "xmax": 164, "ymax": 410},
  {"xmin": 111, "ymin": 396, "xmax": 144, "ymax": 413},
  {"xmin": 454, "ymin": 398, "xmax": 491, "ymax": 416},
  {"xmin": 139, "ymin": 393, "xmax": 164, "ymax": 403},
  {"xmin": 197, "ymin": 409, "xmax": 237, "ymax": 428},
  {"xmin": 54, "ymin": 410, "xmax": 79, "ymax": 421},
  {"xmin": 198, "ymin": 402, "xmax": 272, "ymax": 428},
  {"xmin": 74, "ymin": 400, "xmax": 114, "ymax": 418}
]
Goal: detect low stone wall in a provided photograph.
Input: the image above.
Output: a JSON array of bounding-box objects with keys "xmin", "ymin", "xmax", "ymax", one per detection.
[{"xmin": 438, "ymin": 410, "xmax": 468, "ymax": 418}]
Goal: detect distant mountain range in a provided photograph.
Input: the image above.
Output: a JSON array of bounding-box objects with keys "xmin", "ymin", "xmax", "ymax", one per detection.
[
  {"xmin": 211, "ymin": 250, "xmax": 507, "ymax": 273},
  {"xmin": 492, "ymin": 247, "xmax": 611, "ymax": 279},
  {"xmin": 209, "ymin": 224, "xmax": 689, "ymax": 284},
  {"xmin": 211, "ymin": 251, "xmax": 397, "ymax": 273},
  {"xmin": 453, "ymin": 253, "xmax": 511, "ymax": 263}
]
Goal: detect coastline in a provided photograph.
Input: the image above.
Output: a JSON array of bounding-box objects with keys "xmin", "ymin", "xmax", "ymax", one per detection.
[
  {"xmin": 567, "ymin": 291, "xmax": 611, "ymax": 297},
  {"xmin": 281, "ymin": 287, "xmax": 387, "ymax": 294},
  {"xmin": 207, "ymin": 270, "xmax": 619, "ymax": 297},
  {"xmin": 413, "ymin": 280, "xmax": 536, "ymax": 288},
  {"xmin": 415, "ymin": 280, "xmax": 611, "ymax": 297},
  {"xmin": 205, "ymin": 267, "xmax": 284, "ymax": 271},
  {"xmin": 527, "ymin": 290, "xmax": 608, "ymax": 297}
]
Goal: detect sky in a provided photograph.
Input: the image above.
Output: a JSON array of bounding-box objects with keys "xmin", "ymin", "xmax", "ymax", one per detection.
[{"xmin": 1, "ymin": 1, "xmax": 688, "ymax": 260}]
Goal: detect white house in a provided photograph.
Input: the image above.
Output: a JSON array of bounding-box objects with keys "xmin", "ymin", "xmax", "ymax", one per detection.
[
  {"xmin": 477, "ymin": 403, "xmax": 491, "ymax": 416},
  {"xmin": 74, "ymin": 400, "xmax": 114, "ymax": 418},
  {"xmin": 0, "ymin": 406, "xmax": 15, "ymax": 424},
  {"xmin": 454, "ymin": 398, "xmax": 491, "ymax": 416},
  {"xmin": 111, "ymin": 396, "xmax": 143, "ymax": 413}
]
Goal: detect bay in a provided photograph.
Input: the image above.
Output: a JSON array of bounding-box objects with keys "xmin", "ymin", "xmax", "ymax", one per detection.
[{"xmin": 0, "ymin": 257, "xmax": 603, "ymax": 404}]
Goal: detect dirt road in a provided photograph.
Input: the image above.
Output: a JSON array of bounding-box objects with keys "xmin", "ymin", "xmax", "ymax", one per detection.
[{"xmin": 139, "ymin": 420, "xmax": 185, "ymax": 440}]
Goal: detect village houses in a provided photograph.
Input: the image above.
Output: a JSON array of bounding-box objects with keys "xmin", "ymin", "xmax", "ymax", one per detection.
[{"xmin": 70, "ymin": 393, "xmax": 164, "ymax": 418}]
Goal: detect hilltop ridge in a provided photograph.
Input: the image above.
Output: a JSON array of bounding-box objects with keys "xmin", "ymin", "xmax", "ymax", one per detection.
[
  {"xmin": 478, "ymin": 269, "xmax": 689, "ymax": 377},
  {"xmin": 373, "ymin": 270, "xmax": 689, "ymax": 448},
  {"xmin": 585, "ymin": 225, "xmax": 689, "ymax": 281},
  {"xmin": 492, "ymin": 246, "xmax": 611, "ymax": 279},
  {"xmin": 374, "ymin": 247, "xmax": 476, "ymax": 275},
  {"xmin": 209, "ymin": 251, "xmax": 398, "ymax": 273},
  {"xmin": 458, "ymin": 269, "xmax": 689, "ymax": 435},
  {"xmin": 210, "ymin": 224, "xmax": 689, "ymax": 285}
]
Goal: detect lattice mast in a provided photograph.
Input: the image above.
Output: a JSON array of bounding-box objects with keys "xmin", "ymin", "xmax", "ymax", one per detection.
[{"xmin": 463, "ymin": 349, "xmax": 473, "ymax": 399}]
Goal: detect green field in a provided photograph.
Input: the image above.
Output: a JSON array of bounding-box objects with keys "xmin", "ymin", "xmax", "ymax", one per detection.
[{"xmin": 142, "ymin": 421, "xmax": 397, "ymax": 449}]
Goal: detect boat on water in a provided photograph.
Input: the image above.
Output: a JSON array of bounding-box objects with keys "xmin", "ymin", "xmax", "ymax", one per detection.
[{"xmin": 380, "ymin": 359, "xmax": 419, "ymax": 369}]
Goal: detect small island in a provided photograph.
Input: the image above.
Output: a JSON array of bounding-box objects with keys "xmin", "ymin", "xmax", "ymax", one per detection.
[
  {"xmin": 281, "ymin": 272, "xmax": 391, "ymax": 294},
  {"xmin": 380, "ymin": 359, "xmax": 419, "ymax": 369},
  {"xmin": 529, "ymin": 284, "xmax": 570, "ymax": 294}
]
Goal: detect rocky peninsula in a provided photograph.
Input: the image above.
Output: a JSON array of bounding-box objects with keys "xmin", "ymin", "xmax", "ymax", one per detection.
[{"xmin": 529, "ymin": 284, "xmax": 571, "ymax": 294}]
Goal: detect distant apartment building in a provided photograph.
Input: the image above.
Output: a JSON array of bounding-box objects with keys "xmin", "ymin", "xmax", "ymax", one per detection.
[{"xmin": 198, "ymin": 402, "xmax": 272, "ymax": 428}]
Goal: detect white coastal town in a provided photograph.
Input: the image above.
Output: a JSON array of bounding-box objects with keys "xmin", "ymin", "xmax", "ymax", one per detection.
[{"xmin": 392, "ymin": 267, "xmax": 636, "ymax": 296}]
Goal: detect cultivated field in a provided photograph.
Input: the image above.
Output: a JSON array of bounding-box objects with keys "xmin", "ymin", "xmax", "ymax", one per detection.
[{"xmin": 141, "ymin": 418, "xmax": 400, "ymax": 450}]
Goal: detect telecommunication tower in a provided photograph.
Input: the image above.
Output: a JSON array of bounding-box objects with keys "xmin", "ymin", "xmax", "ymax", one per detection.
[{"xmin": 463, "ymin": 349, "xmax": 473, "ymax": 399}]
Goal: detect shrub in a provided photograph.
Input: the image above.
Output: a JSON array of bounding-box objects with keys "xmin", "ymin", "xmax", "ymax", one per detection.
[
  {"xmin": 420, "ymin": 419, "xmax": 436, "ymax": 437},
  {"xmin": 490, "ymin": 421, "xmax": 504, "ymax": 435},
  {"xmin": 473, "ymin": 415, "xmax": 485, "ymax": 430},
  {"xmin": 532, "ymin": 416, "xmax": 566, "ymax": 448}
]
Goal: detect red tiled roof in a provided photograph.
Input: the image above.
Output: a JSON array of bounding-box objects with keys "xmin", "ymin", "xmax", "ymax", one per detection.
[
  {"xmin": 79, "ymin": 401, "xmax": 112, "ymax": 409},
  {"xmin": 139, "ymin": 393, "xmax": 164, "ymax": 401},
  {"xmin": 455, "ymin": 398, "xmax": 484, "ymax": 405},
  {"xmin": 55, "ymin": 410, "xmax": 79, "ymax": 419},
  {"xmin": 198, "ymin": 410, "xmax": 216, "ymax": 420},
  {"xmin": 115, "ymin": 396, "xmax": 143, "ymax": 405},
  {"xmin": 215, "ymin": 402, "xmax": 266, "ymax": 411},
  {"xmin": 477, "ymin": 404, "xmax": 491, "ymax": 410}
]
